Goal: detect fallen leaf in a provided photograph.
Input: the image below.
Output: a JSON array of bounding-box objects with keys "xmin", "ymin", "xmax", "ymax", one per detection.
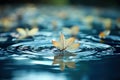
[
  {"xmin": 52, "ymin": 33, "xmax": 80, "ymax": 51},
  {"xmin": 16, "ymin": 27, "xmax": 38, "ymax": 39},
  {"xmin": 62, "ymin": 26, "xmax": 79, "ymax": 35},
  {"xmin": 99, "ymin": 30, "xmax": 110, "ymax": 39}
]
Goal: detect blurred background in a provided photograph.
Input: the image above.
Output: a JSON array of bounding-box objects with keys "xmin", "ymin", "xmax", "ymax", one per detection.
[
  {"xmin": 0, "ymin": 0, "xmax": 120, "ymax": 7},
  {"xmin": 0, "ymin": 0, "xmax": 120, "ymax": 33}
]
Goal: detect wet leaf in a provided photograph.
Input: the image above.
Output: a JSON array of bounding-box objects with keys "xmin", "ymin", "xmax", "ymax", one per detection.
[
  {"xmin": 52, "ymin": 41, "xmax": 61, "ymax": 49},
  {"xmin": 62, "ymin": 26, "xmax": 79, "ymax": 35},
  {"xmin": 99, "ymin": 30, "xmax": 110, "ymax": 39},
  {"xmin": 16, "ymin": 27, "xmax": 38, "ymax": 39},
  {"xmin": 103, "ymin": 18, "xmax": 112, "ymax": 30},
  {"xmin": 52, "ymin": 33, "xmax": 80, "ymax": 51}
]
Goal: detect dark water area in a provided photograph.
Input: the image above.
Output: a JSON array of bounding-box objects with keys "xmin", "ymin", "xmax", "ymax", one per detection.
[{"xmin": 1, "ymin": 55, "xmax": 120, "ymax": 80}]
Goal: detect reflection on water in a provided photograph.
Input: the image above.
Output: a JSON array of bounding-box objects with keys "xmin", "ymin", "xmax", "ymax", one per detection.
[
  {"xmin": 1, "ymin": 55, "xmax": 120, "ymax": 80},
  {"xmin": 52, "ymin": 52, "xmax": 76, "ymax": 71},
  {"xmin": 13, "ymin": 71, "xmax": 67, "ymax": 80}
]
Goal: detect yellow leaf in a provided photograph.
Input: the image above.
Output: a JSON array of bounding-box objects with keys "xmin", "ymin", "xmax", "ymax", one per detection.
[
  {"xmin": 18, "ymin": 35, "xmax": 27, "ymax": 39},
  {"xmin": 29, "ymin": 27, "xmax": 38, "ymax": 36},
  {"xmin": 62, "ymin": 26, "xmax": 79, "ymax": 35},
  {"xmin": 85, "ymin": 16, "xmax": 94, "ymax": 24},
  {"xmin": 17, "ymin": 28, "xmax": 27, "ymax": 36},
  {"xmin": 16, "ymin": 27, "xmax": 38, "ymax": 39},
  {"xmin": 65, "ymin": 37, "xmax": 75, "ymax": 48},
  {"xmin": 52, "ymin": 33, "xmax": 80, "ymax": 51},
  {"xmin": 71, "ymin": 26, "xmax": 79, "ymax": 35},
  {"xmin": 99, "ymin": 32, "xmax": 105, "ymax": 38},
  {"xmin": 59, "ymin": 33, "xmax": 65, "ymax": 49},
  {"xmin": 103, "ymin": 18, "xmax": 112, "ymax": 29},
  {"xmin": 52, "ymin": 40, "xmax": 62, "ymax": 50},
  {"xmin": 99, "ymin": 30, "xmax": 110, "ymax": 39}
]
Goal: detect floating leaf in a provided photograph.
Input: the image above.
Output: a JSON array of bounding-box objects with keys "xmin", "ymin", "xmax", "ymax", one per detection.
[
  {"xmin": 62, "ymin": 26, "xmax": 79, "ymax": 35},
  {"xmin": 52, "ymin": 33, "xmax": 80, "ymax": 51},
  {"xmin": 103, "ymin": 18, "xmax": 112, "ymax": 30},
  {"xmin": 16, "ymin": 27, "xmax": 38, "ymax": 39},
  {"xmin": 99, "ymin": 30, "xmax": 110, "ymax": 39}
]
